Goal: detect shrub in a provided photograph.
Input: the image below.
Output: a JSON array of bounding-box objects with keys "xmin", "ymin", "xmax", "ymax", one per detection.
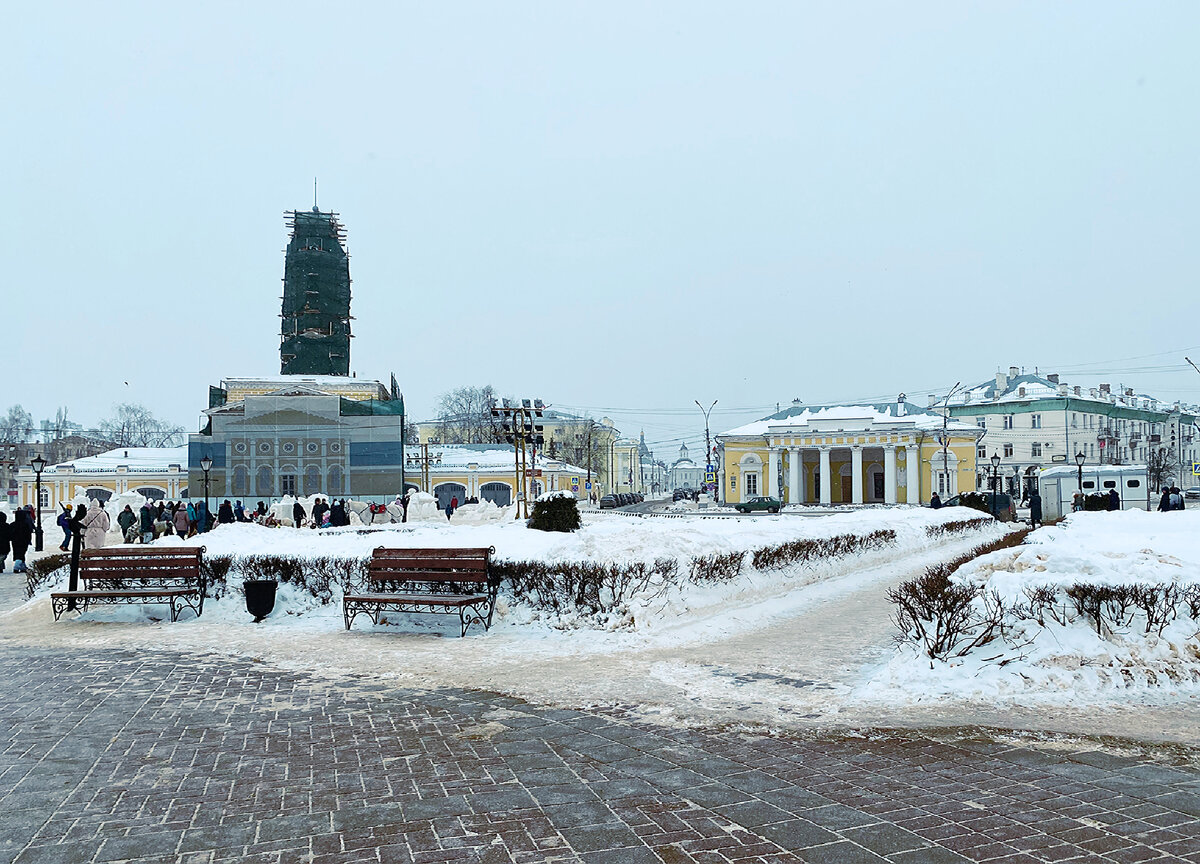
[
  {"xmin": 528, "ymin": 495, "xmax": 581, "ymax": 533},
  {"xmin": 953, "ymin": 492, "xmax": 993, "ymax": 515},
  {"xmin": 492, "ymin": 557, "xmax": 680, "ymax": 615},
  {"xmin": 751, "ymin": 530, "xmax": 897, "ymax": 571},
  {"xmin": 25, "ymin": 553, "xmax": 70, "ymax": 598},
  {"xmin": 925, "ymin": 518, "xmax": 994, "ymax": 538},
  {"xmin": 201, "ymin": 555, "xmax": 235, "ymax": 600},
  {"xmin": 1083, "ymin": 493, "xmax": 1110, "ymax": 512},
  {"xmin": 690, "ymin": 551, "xmax": 745, "ymax": 584}
]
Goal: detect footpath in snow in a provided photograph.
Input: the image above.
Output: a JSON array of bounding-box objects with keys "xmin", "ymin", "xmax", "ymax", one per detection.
[{"xmin": 3, "ymin": 506, "xmax": 1199, "ymax": 746}]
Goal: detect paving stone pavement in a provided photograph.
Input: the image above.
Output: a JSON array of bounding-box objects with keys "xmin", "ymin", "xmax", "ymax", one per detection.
[{"xmin": 0, "ymin": 647, "xmax": 1198, "ymax": 864}]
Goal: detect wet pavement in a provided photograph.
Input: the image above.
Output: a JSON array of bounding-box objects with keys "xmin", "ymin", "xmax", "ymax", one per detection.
[{"xmin": 1, "ymin": 647, "xmax": 1198, "ymax": 864}]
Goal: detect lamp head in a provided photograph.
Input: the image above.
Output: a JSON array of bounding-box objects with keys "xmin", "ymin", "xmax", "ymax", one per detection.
[
  {"xmin": 990, "ymin": 453, "xmax": 1001, "ymax": 469},
  {"xmin": 199, "ymin": 455, "xmax": 213, "ymax": 473},
  {"xmin": 30, "ymin": 455, "xmax": 47, "ymax": 474},
  {"xmin": 1075, "ymin": 451, "xmax": 1085, "ymax": 466}
]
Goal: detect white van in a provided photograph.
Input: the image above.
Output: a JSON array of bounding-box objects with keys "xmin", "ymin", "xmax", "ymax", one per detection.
[{"xmin": 1037, "ymin": 464, "xmax": 1150, "ymax": 520}]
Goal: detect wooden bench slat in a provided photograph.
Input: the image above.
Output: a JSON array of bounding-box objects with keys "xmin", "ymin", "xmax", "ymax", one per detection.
[
  {"xmin": 372, "ymin": 547, "xmax": 491, "ymax": 558},
  {"xmin": 368, "ymin": 570, "xmax": 487, "ymax": 583},
  {"xmin": 344, "ymin": 592, "xmax": 488, "ymax": 607},
  {"xmin": 53, "ymin": 589, "xmax": 199, "ymax": 599},
  {"xmin": 368, "ymin": 559, "xmax": 487, "ymax": 571}
]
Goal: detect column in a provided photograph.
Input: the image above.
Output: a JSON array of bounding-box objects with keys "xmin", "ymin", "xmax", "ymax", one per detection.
[
  {"xmin": 767, "ymin": 447, "xmax": 779, "ymax": 499},
  {"xmin": 905, "ymin": 445, "xmax": 920, "ymax": 503},
  {"xmin": 787, "ymin": 448, "xmax": 800, "ymax": 504},
  {"xmin": 884, "ymin": 445, "xmax": 898, "ymax": 504},
  {"xmin": 796, "ymin": 451, "xmax": 807, "ymax": 503},
  {"xmin": 819, "ymin": 447, "xmax": 832, "ymax": 505},
  {"xmin": 851, "ymin": 446, "xmax": 864, "ymax": 505}
]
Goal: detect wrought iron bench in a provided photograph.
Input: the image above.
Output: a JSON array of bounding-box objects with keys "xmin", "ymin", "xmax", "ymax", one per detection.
[
  {"xmin": 51, "ymin": 546, "xmax": 206, "ymax": 622},
  {"xmin": 343, "ymin": 546, "xmax": 498, "ymax": 636}
]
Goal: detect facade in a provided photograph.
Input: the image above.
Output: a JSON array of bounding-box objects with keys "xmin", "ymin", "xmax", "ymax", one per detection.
[
  {"xmin": 402, "ymin": 443, "xmax": 590, "ymax": 509},
  {"xmin": 669, "ymin": 443, "xmax": 703, "ymax": 491},
  {"xmin": 3, "ymin": 435, "xmax": 115, "ymax": 507},
  {"xmin": 611, "ymin": 437, "xmax": 642, "ymax": 494},
  {"xmin": 637, "ymin": 432, "xmax": 668, "ymax": 494},
  {"xmin": 717, "ymin": 396, "xmax": 981, "ymax": 506},
  {"xmin": 415, "ymin": 410, "xmax": 619, "ymax": 494},
  {"xmin": 189, "ymin": 377, "xmax": 405, "ymax": 503},
  {"xmin": 279, "ymin": 207, "xmax": 352, "ymax": 376},
  {"xmin": 947, "ymin": 367, "xmax": 1200, "ymax": 497},
  {"xmin": 16, "ymin": 447, "xmax": 188, "ymax": 509}
]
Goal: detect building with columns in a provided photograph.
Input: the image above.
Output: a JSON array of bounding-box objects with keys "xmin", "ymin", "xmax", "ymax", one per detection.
[
  {"xmin": 716, "ymin": 396, "xmax": 982, "ymax": 506},
  {"xmin": 15, "ymin": 446, "xmax": 189, "ymax": 509}
]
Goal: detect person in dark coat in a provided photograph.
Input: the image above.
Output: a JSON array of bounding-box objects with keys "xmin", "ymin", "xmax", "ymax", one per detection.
[
  {"xmin": 10, "ymin": 509, "xmax": 33, "ymax": 573},
  {"xmin": 139, "ymin": 502, "xmax": 155, "ymax": 543},
  {"xmin": 1028, "ymin": 490, "xmax": 1043, "ymax": 528},
  {"xmin": 234, "ymin": 501, "xmax": 246, "ymax": 522},
  {"xmin": 0, "ymin": 512, "xmax": 10, "ymax": 572},
  {"xmin": 328, "ymin": 499, "xmax": 347, "ymax": 527},
  {"xmin": 930, "ymin": 492, "xmax": 942, "ymax": 509},
  {"xmin": 1158, "ymin": 488, "xmax": 1172, "ymax": 512},
  {"xmin": 56, "ymin": 502, "xmax": 73, "ymax": 551},
  {"xmin": 1107, "ymin": 488, "xmax": 1120, "ymax": 511},
  {"xmin": 218, "ymin": 500, "xmax": 235, "ymax": 524},
  {"xmin": 292, "ymin": 501, "xmax": 306, "ymax": 528}
]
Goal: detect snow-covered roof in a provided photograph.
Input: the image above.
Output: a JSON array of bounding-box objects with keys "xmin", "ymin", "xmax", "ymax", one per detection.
[
  {"xmin": 423, "ymin": 444, "xmax": 587, "ymax": 476},
  {"xmin": 29, "ymin": 447, "xmax": 188, "ymax": 474},
  {"xmin": 719, "ymin": 401, "xmax": 978, "ymax": 438}
]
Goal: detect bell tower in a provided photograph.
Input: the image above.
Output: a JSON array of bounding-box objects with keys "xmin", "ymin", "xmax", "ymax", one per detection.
[{"xmin": 279, "ymin": 206, "xmax": 352, "ymax": 376}]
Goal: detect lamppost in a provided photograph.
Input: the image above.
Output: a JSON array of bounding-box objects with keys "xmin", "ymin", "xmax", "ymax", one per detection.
[
  {"xmin": 200, "ymin": 455, "xmax": 213, "ymax": 534},
  {"xmin": 1075, "ymin": 450, "xmax": 1085, "ymax": 496},
  {"xmin": 695, "ymin": 399, "xmax": 717, "ymax": 495},
  {"xmin": 990, "ymin": 452, "xmax": 1001, "ymax": 517},
  {"xmin": 31, "ymin": 455, "xmax": 47, "ymax": 552}
]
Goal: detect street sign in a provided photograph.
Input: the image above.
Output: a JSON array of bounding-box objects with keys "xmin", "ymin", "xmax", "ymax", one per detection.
[
  {"xmin": 584, "ymin": 480, "xmax": 591, "ymax": 490},
  {"xmin": 571, "ymin": 476, "xmax": 579, "ymax": 486},
  {"xmin": 1192, "ymin": 462, "xmax": 1200, "ymax": 476},
  {"xmin": 704, "ymin": 470, "xmax": 716, "ymax": 483}
]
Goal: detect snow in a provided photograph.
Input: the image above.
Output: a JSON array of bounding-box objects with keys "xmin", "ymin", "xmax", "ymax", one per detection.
[
  {"xmin": 33, "ymin": 446, "xmax": 187, "ymax": 473},
  {"xmin": 720, "ymin": 402, "xmax": 978, "ymax": 437}
]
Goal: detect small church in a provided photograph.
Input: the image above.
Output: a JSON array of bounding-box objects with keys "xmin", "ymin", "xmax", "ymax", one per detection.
[{"xmin": 188, "ymin": 206, "xmax": 408, "ymax": 503}]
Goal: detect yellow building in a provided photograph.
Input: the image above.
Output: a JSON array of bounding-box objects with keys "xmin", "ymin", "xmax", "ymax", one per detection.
[
  {"xmin": 16, "ymin": 447, "xmax": 189, "ymax": 509},
  {"xmin": 717, "ymin": 396, "xmax": 981, "ymax": 506},
  {"xmin": 403, "ymin": 444, "xmax": 592, "ymax": 509}
]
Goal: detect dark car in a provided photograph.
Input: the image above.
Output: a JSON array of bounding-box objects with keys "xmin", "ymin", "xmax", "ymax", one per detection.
[
  {"xmin": 734, "ymin": 496, "xmax": 782, "ymax": 514},
  {"xmin": 943, "ymin": 492, "xmax": 1017, "ymax": 522},
  {"xmin": 599, "ymin": 495, "xmax": 618, "ymax": 509}
]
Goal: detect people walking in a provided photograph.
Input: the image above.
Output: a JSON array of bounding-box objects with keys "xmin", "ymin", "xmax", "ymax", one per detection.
[
  {"xmin": 173, "ymin": 503, "xmax": 190, "ymax": 537},
  {"xmin": 292, "ymin": 500, "xmax": 306, "ymax": 528},
  {"xmin": 1029, "ymin": 490, "xmax": 1042, "ymax": 528},
  {"xmin": 218, "ymin": 500, "xmax": 234, "ymax": 524},
  {"xmin": 139, "ymin": 501, "xmax": 155, "ymax": 544},
  {"xmin": 10, "ymin": 508, "xmax": 33, "ymax": 573},
  {"xmin": 1107, "ymin": 488, "xmax": 1120, "ymax": 511},
  {"xmin": 0, "ymin": 512, "xmax": 10, "ymax": 572},
  {"xmin": 1071, "ymin": 490, "xmax": 1084, "ymax": 512},
  {"xmin": 1158, "ymin": 488, "xmax": 1172, "ymax": 512},
  {"xmin": 234, "ymin": 500, "xmax": 246, "ymax": 522},
  {"xmin": 82, "ymin": 500, "xmax": 110, "ymax": 549},
  {"xmin": 1170, "ymin": 486, "xmax": 1185, "ymax": 511}
]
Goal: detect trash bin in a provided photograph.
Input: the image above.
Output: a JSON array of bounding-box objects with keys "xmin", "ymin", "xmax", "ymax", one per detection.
[{"xmin": 243, "ymin": 579, "xmax": 278, "ymax": 623}]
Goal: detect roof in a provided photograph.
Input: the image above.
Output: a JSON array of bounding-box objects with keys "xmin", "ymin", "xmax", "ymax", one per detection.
[
  {"xmin": 29, "ymin": 447, "xmax": 188, "ymax": 475},
  {"xmin": 719, "ymin": 401, "xmax": 979, "ymax": 438},
  {"xmin": 423, "ymin": 444, "xmax": 587, "ymax": 475}
]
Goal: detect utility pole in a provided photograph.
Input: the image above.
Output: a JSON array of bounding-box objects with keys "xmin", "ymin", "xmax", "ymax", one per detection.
[{"xmin": 695, "ymin": 399, "xmax": 717, "ymax": 496}]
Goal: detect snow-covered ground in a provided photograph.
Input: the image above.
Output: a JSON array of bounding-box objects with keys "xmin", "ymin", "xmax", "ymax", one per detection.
[{"xmin": 3, "ymin": 506, "xmax": 1198, "ymax": 745}]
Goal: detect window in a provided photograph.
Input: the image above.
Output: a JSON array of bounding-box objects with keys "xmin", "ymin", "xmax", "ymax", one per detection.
[
  {"xmin": 977, "ymin": 446, "xmax": 987, "ymax": 459},
  {"xmin": 256, "ymin": 466, "xmax": 273, "ymax": 496},
  {"xmin": 1072, "ymin": 413, "xmax": 1078, "ymax": 428},
  {"xmin": 1003, "ymin": 443, "xmax": 1013, "ymax": 457},
  {"xmin": 1003, "ymin": 415, "xmax": 1014, "ymax": 430},
  {"xmin": 937, "ymin": 472, "xmax": 951, "ymax": 495},
  {"xmin": 1031, "ymin": 414, "xmax": 1042, "ymax": 429},
  {"xmin": 304, "ymin": 465, "xmax": 320, "ymax": 496},
  {"xmin": 1102, "ymin": 481, "xmax": 1116, "ymax": 489},
  {"xmin": 1031, "ymin": 443, "xmax": 1042, "ymax": 457},
  {"xmin": 327, "ymin": 465, "xmax": 344, "ymax": 495},
  {"xmin": 1083, "ymin": 481, "xmax": 1095, "ymax": 489},
  {"xmin": 976, "ymin": 417, "xmax": 986, "ymax": 428},
  {"xmin": 281, "ymin": 474, "xmax": 297, "ymax": 497},
  {"xmin": 1127, "ymin": 479, "xmax": 1141, "ymax": 488},
  {"xmin": 745, "ymin": 474, "xmax": 758, "ymax": 496},
  {"xmin": 232, "ymin": 465, "xmax": 248, "ymax": 496},
  {"xmin": 38, "ymin": 487, "xmax": 50, "ymax": 508}
]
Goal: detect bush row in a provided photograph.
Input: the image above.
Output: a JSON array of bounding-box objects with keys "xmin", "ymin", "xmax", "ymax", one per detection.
[
  {"xmin": 925, "ymin": 517, "xmax": 994, "ymax": 538},
  {"xmin": 491, "ymin": 557, "xmax": 679, "ymax": 614},
  {"xmin": 887, "ymin": 529, "xmax": 1033, "ymax": 660},
  {"xmin": 201, "ymin": 555, "xmax": 368, "ymax": 605},
  {"xmin": 1023, "ymin": 582, "xmax": 1200, "ymax": 636},
  {"xmin": 751, "ymin": 529, "xmax": 898, "ymax": 572},
  {"xmin": 25, "ymin": 554, "xmax": 70, "ymax": 599}
]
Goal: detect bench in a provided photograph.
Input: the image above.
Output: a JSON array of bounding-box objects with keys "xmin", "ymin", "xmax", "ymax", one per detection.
[
  {"xmin": 343, "ymin": 546, "xmax": 498, "ymax": 636},
  {"xmin": 51, "ymin": 546, "xmax": 206, "ymax": 622}
]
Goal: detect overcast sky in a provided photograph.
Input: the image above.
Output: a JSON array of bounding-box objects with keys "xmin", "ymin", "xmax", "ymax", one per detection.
[{"xmin": 5, "ymin": 2, "xmax": 1198, "ymax": 461}]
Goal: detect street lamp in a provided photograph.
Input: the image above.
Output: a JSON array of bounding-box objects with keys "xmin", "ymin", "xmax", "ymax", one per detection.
[
  {"xmin": 31, "ymin": 455, "xmax": 47, "ymax": 552},
  {"xmin": 989, "ymin": 452, "xmax": 1001, "ymax": 517},
  {"xmin": 200, "ymin": 455, "xmax": 213, "ymax": 534},
  {"xmin": 695, "ymin": 399, "xmax": 717, "ymax": 495},
  {"xmin": 1075, "ymin": 451, "xmax": 1086, "ymax": 496}
]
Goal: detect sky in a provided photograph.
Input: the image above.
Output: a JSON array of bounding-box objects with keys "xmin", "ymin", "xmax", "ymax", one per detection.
[{"xmin": 4, "ymin": 2, "xmax": 1199, "ymax": 463}]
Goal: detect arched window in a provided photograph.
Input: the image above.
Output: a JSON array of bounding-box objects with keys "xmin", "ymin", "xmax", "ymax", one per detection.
[
  {"xmin": 304, "ymin": 465, "xmax": 321, "ymax": 496},
  {"xmin": 232, "ymin": 465, "xmax": 249, "ymax": 496},
  {"xmin": 256, "ymin": 466, "xmax": 274, "ymax": 497},
  {"xmin": 327, "ymin": 465, "xmax": 344, "ymax": 495},
  {"xmin": 480, "ymin": 482, "xmax": 511, "ymax": 506},
  {"xmin": 136, "ymin": 486, "xmax": 166, "ymax": 501}
]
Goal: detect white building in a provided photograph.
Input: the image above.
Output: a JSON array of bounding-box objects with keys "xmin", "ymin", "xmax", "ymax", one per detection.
[
  {"xmin": 948, "ymin": 367, "xmax": 1200, "ymax": 497},
  {"xmin": 16, "ymin": 447, "xmax": 189, "ymax": 510},
  {"xmin": 669, "ymin": 443, "xmax": 703, "ymax": 491}
]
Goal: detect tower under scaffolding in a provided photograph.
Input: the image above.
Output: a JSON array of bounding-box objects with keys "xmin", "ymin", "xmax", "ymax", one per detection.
[{"xmin": 279, "ymin": 206, "xmax": 352, "ymax": 376}]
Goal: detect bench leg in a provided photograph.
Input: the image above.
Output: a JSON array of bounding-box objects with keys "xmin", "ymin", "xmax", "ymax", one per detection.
[{"xmin": 51, "ymin": 596, "xmax": 67, "ymax": 621}]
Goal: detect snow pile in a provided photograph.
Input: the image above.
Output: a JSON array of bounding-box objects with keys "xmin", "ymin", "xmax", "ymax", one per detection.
[{"xmin": 867, "ymin": 509, "xmax": 1200, "ymax": 704}]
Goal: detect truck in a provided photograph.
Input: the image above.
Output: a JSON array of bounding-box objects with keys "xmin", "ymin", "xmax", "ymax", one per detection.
[{"xmin": 1036, "ymin": 464, "xmax": 1151, "ymax": 520}]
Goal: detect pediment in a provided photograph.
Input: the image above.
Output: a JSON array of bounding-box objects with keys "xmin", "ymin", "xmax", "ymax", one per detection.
[{"xmin": 226, "ymin": 408, "xmax": 339, "ymax": 427}]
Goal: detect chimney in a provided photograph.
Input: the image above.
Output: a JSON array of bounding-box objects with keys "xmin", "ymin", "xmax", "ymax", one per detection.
[
  {"xmin": 927, "ymin": 395, "xmax": 938, "ymax": 409},
  {"xmin": 897, "ymin": 393, "xmax": 907, "ymax": 416},
  {"xmin": 1047, "ymin": 373, "xmax": 1059, "ymax": 384},
  {"xmin": 1100, "ymin": 383, "xmax": 1110, "ymax": 395},
  {"xmin": 1058, "ymin": 383, "xmax": 1068, "ymax": 396},
  {"xmin": 996, "ymin": 370, "xmax": 1007, "ymax": 392},
  {"xmin": 1125, "ymin": 387, "xmax": 1134, "ymax": 397},
  {"xmin": 1009, "ymin": 366, "xmax": 1019, "ymax": 379},
  {"xmin": 1074, "ymin": 385, "xmax": 1081, "ymax": 396}
]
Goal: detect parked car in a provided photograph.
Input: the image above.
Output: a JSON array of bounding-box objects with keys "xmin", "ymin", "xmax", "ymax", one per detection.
[
  {"xmin": 1186, "ymin": 487, "xmax": 1200, "ymax": 500},
  {"xmin": 734, "ymin": 496, "xmax": 782, "ymax": 514},
  {"xmin": 599, "ymin": 495, "xmax": 618, "ymax": 509},
  {"xmin": 943, "ymin": 492, "xmax": 1017, "ymax": 522}
]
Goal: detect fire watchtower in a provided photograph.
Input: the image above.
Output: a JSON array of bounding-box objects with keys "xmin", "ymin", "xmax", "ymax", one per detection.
[{"xmin": 279, "ymin": 207, "xmax": 352, "ymax": 376}]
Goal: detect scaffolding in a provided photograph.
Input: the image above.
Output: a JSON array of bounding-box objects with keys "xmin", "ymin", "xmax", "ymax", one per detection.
[{"xmin": 279, "ymin": 207, "xmax": 352, "ymax": 376}]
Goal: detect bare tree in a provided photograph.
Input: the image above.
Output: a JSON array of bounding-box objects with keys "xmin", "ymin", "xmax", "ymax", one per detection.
[
  {"xmin": 0, "ymin": 405, "xmax": 34, "ymax": 443},
  {"xmin": 433, "ymin": 385, "xmax": 508, "ymax": 444},
  {"xmin": 1148, "ymin": 447, "xmax": 1173, "ymax": 493},
  {"xmin": 553, "ymin": 418, "xmax": 608, "ymax": 485},
  {"xmin": 97, "ymin": 403, "xmax": 186, "ymax": 447}
]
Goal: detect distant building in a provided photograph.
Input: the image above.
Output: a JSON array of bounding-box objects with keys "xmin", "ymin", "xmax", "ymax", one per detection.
[
  {"xmin": 669, "ymin": 443, "xmax": 703, "ymax": 491},
  {"xmin": 16, "ymin": 447, "xmax": 188, "ymax": 509},
  {"xmin": 279, "ymin": 207, "xmax": 352, "ymax": 376},
  {"xmin": 947, "ymin": 366, "xmax": 1200, "ymax": 497},
  {"xmin": 3, "ymin": 435, "xmax": 115, "ymax": 507},
  {"xmin": 717, "ymin": 396, "xmax": 981, "ymax": 506},
  {"xmin": 402, "ymin": 443, "xmax": 590, "ymax": 509}
]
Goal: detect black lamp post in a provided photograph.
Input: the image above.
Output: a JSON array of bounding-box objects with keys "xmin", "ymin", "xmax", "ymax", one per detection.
[
  {"xmin": 200, "ymin": 455, "xmax": 213, "ymax": 534},
  {"xmin": 695, "ymin": 399, "xmax": 717, "ymax": 495},
  {"xmin": 990, "ymin": 452, "xmax": 1001, "ymax": 517},
  {"xmin": 1075, "ymin": 451, "xmax": 1086, "ymax": 495},
  {"xmin": 31, "ymin": 455, "xmax": 47, "ymax": 552}
]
